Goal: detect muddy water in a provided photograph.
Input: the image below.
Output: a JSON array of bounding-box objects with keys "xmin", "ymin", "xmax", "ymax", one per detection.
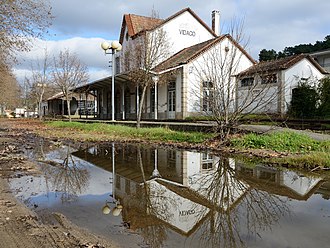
[{"xmin": 9, "ymin": 142, "xmax": 330, "ymax": 248}]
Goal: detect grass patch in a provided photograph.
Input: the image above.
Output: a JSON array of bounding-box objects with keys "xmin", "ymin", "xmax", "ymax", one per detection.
[
  {"xmin": 46, "ymin": 121, "xmax": 213, "ymax": 143},
  {"xmin": 231, "ymin": 130, "xmax": 330, "ymax": 153},
  {"xmin": 273, "ymin": 151, "xmax": 330, "ymax": 168}
]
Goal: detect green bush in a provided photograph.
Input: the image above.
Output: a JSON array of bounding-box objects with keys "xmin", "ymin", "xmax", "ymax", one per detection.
[
  {"xmin": 288, "ymin": 81, "xmax": 318, "ymax": 118},
  {"xmin": 318, "ymin": 77, "xmax": 330, "ymax": 118}
]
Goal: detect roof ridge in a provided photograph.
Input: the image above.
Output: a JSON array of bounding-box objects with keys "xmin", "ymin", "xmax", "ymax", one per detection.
[
  {"xmin": 148, "ymin": 7, "xmax": 217, "ymax": 37},
  {"xmin": 126, "ymin": 13, "xmax": 164, "ymax": 20},
  {"xmin": 153, "ymin": 34, "xmax": 255, "ymax": 73},
  {"xmin": 153, "ymin": 37, "xmax": 221, "ymax": 72}
]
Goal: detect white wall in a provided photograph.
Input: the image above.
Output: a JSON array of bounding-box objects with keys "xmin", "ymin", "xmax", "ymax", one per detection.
[
  {"xmin": 186, "ymin": 37, "xmax": 254, "ymax": 114},
  {"xmin": 283, "ymin": 59, "xmax": 325, "ymax": 112},
  {"xmin": 237, "ymin": 85, "xmax": 279, "ymax": 114},
  {"xmin": 160, "ymin": 11, "xmax": 215, "ymax": 60},
  {"xmin": 237, "ymin": 58, "xmax": 326, "ymax": 114}
]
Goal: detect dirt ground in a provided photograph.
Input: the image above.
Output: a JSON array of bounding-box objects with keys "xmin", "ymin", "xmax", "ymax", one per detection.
[{"xmin": 0, "ymin": 119, "xmax": 120, "ymax": 248}]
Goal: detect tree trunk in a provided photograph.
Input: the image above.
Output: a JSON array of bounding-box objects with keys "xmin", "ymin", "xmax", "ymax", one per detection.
[
  {"xmin": 136, "ymin": 85, "xmax": 148, "ymax": 129},
  {"xmin": 38, "ymin": 91, "xmax": 44, "ymax": 120},
  {"xmin": 66, "ymin": 98, "xmax": 72, "ymax": 122}
]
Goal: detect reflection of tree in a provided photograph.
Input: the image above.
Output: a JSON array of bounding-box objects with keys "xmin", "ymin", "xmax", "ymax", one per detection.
[
  {"xmin": 193, "ymin": 158, "xmax": 290, "ymax": 248},
  {"xmin": 41, "ymin": 146, "xmax": 90, "ymax": 202},
  {"xmin": 122, "ymin": 146, "xmax": 176, "ymax": 248}
]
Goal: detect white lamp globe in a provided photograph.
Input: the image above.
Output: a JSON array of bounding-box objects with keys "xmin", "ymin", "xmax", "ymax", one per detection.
[
  {"xmin": 116, "ymin": 44, "xmax": 122, "ymax": 51},
  {"xmin": 112, "ymin": 204, "xmax": 123, "ymax": 216},
  {"xmin": 101, "ymin": 41, "xmax": 110, "ymax": 51},
  {"xmin": 102, "ymin": 204, "xmax": 111, "ymax": 215},
  {"xmin": 111, "ymin": 41, "xmax": 120, "ymax": 49}
]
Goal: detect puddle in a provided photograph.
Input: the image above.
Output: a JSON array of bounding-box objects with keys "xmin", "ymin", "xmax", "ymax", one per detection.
[{"xmin": 10, "ymin": 142, "xmax": 330, "ymax": 248}]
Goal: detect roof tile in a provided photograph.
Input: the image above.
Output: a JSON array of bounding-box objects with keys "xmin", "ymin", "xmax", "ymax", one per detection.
[
  {"xmin": 237, "ymin": 54, "xmax": 328, "ymax": 76},
  {"xmin": 153, "ymin": 34, "xmax": 256, "ymax": 72}
]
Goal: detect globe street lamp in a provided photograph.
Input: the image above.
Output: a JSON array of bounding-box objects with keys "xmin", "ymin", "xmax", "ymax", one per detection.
[
  {"xmin": 101, "ymin": 41, "xmax": 122, "ymax": 121},
  {"xmin": 102, "ymin": 143, "xmax": 123, "ymax": 216}
]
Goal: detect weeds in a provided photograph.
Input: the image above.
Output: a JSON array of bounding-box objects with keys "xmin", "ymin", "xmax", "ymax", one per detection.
[
  {"xmin": 46, "ymin": 121, "xmax": 213, "ymax": 143},
  {"xmin": 231, "ymin": 131, "xmax": 330, "ymax": 153}
]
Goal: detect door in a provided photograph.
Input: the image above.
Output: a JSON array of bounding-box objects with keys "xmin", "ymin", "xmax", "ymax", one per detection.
[{"xmin": 168, "ymin": 81, "xmax": 176, "ymax": 119}]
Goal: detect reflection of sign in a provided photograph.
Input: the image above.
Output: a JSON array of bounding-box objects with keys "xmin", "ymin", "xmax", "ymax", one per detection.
[
  {"xmin": 179, "ymin": 29, "xmax": 196, "ymax": 37},
  {"xmin": 179, "ymin": 209, "xmax": 195, "ymax": 216}
]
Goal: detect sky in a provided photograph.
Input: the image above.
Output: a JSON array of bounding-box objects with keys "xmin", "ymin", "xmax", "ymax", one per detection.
[{"xmin": 13, "ymin": 0, "xmax": 330, "ymax": 85}]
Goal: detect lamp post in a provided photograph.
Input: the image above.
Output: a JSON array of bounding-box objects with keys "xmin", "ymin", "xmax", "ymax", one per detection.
[
  {"xmin": 102, "ymin": 143, "xmax": 123, "ymax": 216},
  {"xmin": 101, "ymin": 41, "xmax": 122, "ymax": 121}
]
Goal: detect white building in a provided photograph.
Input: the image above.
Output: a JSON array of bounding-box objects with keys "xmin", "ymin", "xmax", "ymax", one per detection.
[
  {"xmin": 236, "ymin": 54, "xmax": 328, "ymax": 114},
  {"xmin": 311, "ymin": 49, "xmax": 330, "ymax": 72},
  {"xmin": 76, "ymin": 8, "xmax": 255, "ymax": 120}
]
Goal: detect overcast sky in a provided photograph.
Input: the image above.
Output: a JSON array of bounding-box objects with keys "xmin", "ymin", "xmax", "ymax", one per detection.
[{"xmin": 14, "ymin": 0, "xmax": 330, "ymax": 84}]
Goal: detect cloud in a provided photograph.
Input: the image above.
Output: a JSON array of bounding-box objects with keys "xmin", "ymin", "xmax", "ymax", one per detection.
[
  {"xmin": 49, "ymin": 0, "xmax": 238, "ymax": 39},
  {"xmin": 14, "ymin": 37, "xmax": 112, "ymax": 84},
  {"xmin": 240, "ymin": 0, "xmax": 330, "ymax": 56}
]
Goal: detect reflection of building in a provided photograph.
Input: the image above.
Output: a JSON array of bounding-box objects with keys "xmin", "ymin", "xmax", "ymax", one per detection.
[
  {"xmin": 72, "ymin": 144, "xmax": 239, "ymax": 235},
  {"xmin": 72, "ymin": 144, "xmax": 326, "ymax": 237},
  {"xmin": 315, "ymin": 181, "xmax": 330, "ymax": 200},
  {"xmin": 236, "ymin": 163, "xmax": 324, "ymax": 200}
]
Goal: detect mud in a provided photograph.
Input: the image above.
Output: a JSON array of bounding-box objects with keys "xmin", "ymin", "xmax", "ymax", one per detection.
[{"xmin": 0, "ymin": 119, "xmax": 120, "ymax": 248}]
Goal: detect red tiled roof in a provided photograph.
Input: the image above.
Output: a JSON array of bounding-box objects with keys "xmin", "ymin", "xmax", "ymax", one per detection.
[
  {"xmin": 119, "ymin": 8, "xmax": 218, "ymax": 44},
  {"xmin": 119, "ymin": 14, "xmax": 163, "ymax": 43},
  {"xmin": 237, "ymin": 54, "xmax": 328, "ymax": 76},
  {"xmin": 153, "ymin": 34, "xmax": 256, "ymax": 72}
]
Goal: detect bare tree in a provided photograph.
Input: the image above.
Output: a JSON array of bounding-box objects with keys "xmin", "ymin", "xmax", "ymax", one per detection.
[
  {"xmin": 124, "ymin": 10, "xmax": 170, "ymax": 128},
  {"xmin": 192, "ymin": 158, "xmax": 290, "ymax": 248},
  {"xmin": 52, "ymin": 49, "xmax": 89, "ymax": 121},
  {"xmin": 0, "ymin": 0, "xmax": 52, "ymax": 61},
  {"xmin": 28, "ymin": 49, "xmax": 55, "ymax": 119},
  {"xmin": 191, "ymin": 19, "xmax": 277, "ymax": 140},
  {"xmin": 0, "ymin": 65, "xmax": 21, "ymax": 115},
  {"xmin": 0, "ymin": 0, "xmax": 52, "ymax": 114},
  {"xmin": 121, "ymin": 146, "xmax": 171, "ymax": 248},
  {"xmin": 40, "ymin": 146, "xmax": 90, "ymax": 202}
]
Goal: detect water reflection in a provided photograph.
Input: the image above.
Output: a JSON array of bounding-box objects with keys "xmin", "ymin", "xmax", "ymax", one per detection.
[
  {"xmin": 40, "ymin": 145, "xmax": 90, "ymax": 202},
  {"xmin": 71, "ymin": 143, "xmax": 326, "ymax": 248}
]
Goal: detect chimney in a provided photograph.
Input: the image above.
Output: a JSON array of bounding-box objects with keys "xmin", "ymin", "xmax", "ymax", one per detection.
[{"xmin": 212, "ymin": 10, "xmax": 220, "ymax": 36}]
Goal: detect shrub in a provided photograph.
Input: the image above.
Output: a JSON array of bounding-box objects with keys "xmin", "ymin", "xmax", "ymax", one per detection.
[
  {"xmin": 318, "ymin": 77, "xmax": 330, "ymax": 118},
  {"xmin": 288, "ymin": 81, "xmax": 318, "ymax": 119}
]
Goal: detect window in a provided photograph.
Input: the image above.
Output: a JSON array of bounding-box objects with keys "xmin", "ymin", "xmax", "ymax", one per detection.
[
  {"xmin": 168, "ymin": 81, "xmax": 176, "ymax": 112},
  {"xmin": 124, "ymin": 89, "xmax": 130, "ymax": 114},
  {"xmin": 150, "ymin": 87, "xmax": 155, "ymax": 112},
  {"xmin": 202, "ymin": 153, "xmax": 214, "ymax": 171},
  {"xmin": 115, "ymin": 57, "xmax": 120, "ymax": 74},
  {"xmin": 202, "ymin": 81, "xmax": 213, "ymax": 112},
  {"xmin": 167, "ymin": 150, "xmax": 176, "ymax": 168},
  {"xmin": 241, "ymin": 77, "xmax": 254, "ymax": 87},
  {"xmin": 116, "ymin": 175, "xmax": 121, "ymax": 190},
  {"xmin": 261, "ymin": 74, "xmax": 277, "ymax": 84},
  {"xmin": 125, "ymin": 179, "xmax": 131, "ymax": 194},
  {"xmin": 78, "ymin": 100, "xmax": 95, "ymax": 115},
  {"xmin": 124, "ymin": 51, "xmax": 130, "ymax": 72}
]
